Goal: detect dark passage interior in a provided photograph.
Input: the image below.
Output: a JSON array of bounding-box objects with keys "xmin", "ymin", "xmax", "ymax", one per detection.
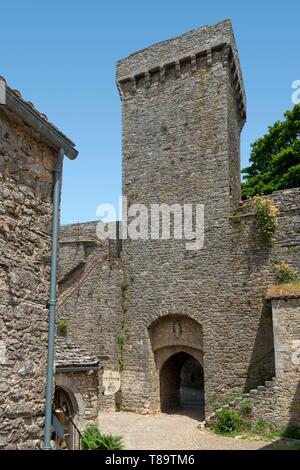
[{"xmin": 160, "ymin": 351, "xmax": 205, "ymax": 420}]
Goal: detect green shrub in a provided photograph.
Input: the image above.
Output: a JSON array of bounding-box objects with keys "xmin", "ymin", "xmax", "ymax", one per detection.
[
  {"xmin": 210, "ymin": 409, "xmax": 243, "ymax": 435},
  {"xmin": 254, "ymin": 423, "xmax": 300, "ymax": 441},
  {"xmin": 57, "ymin": 319, "xmax": 68, "ymax": 333},
  {"xmin": 253, "ymin": 196, "xmax": 278, "ymax": 245},
  {"xmin": 254, "ymin": 419, "xmax": 281, "ymax": 440},
  {"xmin": 120, "ymin": 279, "xmax": 129, "ymax": 295},
  {"xmin": 281, "ymin": 426, "xmax": 300, "ymax": 440},
  {"xmin": 255, "ymin": 418, "xmax": 267, "ymax": 433},
  {"xmin": 81, "ymin": 425, "xmax": 123, "ymax": 450},
  {"xmin": 272, "ymin": 262, "xmax": 299, "ymax": 284},
  {"xmin": 211, "ymin": 390, "xmax": 244, "ymax": 411},
  {"xmin": 240, "ymin": 401, "xmax": 253, "ymax": 415}
]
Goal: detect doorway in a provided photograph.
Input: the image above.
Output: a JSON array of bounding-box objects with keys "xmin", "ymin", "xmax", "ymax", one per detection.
[
  {"xmin": 53, "ymin": 386, "xmax": 78, "ymax": 449},
  {"xmin": 160, "ymin": 351, "xmax": 205, "ymax": 419}
]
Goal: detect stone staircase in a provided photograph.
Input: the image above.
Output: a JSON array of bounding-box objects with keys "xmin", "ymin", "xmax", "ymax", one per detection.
[
  {"xmin": 204, "ymin": 377, "xmax": 277, "ymax": 426},
  {"xmin": 57, "ymin": 253, "xmax": 107, "ymax": 310}
]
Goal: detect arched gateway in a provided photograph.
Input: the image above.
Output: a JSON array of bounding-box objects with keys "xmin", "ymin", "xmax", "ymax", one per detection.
[{"xmin": 148, "ymin": 315, "xmax": 205, "ymax": 419}]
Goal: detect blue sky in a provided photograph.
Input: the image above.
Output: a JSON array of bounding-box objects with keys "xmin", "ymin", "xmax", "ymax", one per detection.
[{"xmin": 1, "ymin": 1, "xmax": 299, "ymax": 224}]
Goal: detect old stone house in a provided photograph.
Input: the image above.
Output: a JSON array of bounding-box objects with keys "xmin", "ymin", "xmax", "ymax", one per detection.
[
  {"xmin": 0, "ymin": 77, "xmax": 77, "ymax": 449},
  {"xmin": 57, "ymin": 19, "xmax": 300, "ymax": 439}
]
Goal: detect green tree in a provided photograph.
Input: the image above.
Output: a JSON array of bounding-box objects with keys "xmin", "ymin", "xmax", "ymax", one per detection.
[{"xmin": 242, "ymin": 104, "xmax": 300, "ymax": 198}]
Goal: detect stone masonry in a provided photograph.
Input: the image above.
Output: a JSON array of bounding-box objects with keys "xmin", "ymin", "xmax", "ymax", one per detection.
[
  {"xmin": 0, "ymin": 79, "xmax": 77, "ymax": 449},
  {"xmin": 57, "ymin": 20, "xmax": 300, "ymax": 429},
  {"xmin": 4, "ymin": 19, "xmax": 299, "ymax": 450},
  {"xmin": 207, "ymin": 291, "xmax": 300, "ymax": 429}
]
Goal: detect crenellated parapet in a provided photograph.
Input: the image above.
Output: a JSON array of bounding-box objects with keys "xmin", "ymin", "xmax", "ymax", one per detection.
[{"xmin": 116, "ymin": 20, "xmax": 246, "ymax": 123}]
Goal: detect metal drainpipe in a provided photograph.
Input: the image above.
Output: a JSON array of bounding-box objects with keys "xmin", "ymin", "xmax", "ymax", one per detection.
[{"xmin": 44, "ymin": 148, "xmax": 64, "ymax": 450}]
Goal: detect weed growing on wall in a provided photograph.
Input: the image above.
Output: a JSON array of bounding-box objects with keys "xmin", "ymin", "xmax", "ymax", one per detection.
[
  {"xmin": 116, "ymin": 277, "xmax": 130, "ymax": 371},
  {"xmin": 57, "ymin": 319, "xmax": 68, "ymax": 333},
  {"xmin": 272, "ymin": 261, "xmax": 299, "ymax": 284},
  {"xmin": 253, "ymin": 196, "xmax": 278, "ymax": 245}
]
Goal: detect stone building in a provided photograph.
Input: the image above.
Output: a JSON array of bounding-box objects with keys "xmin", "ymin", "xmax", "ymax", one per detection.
[
  {"xmin": 57, "ymin": 18, "xmax": 300, "ymax": 434},
  {"xmin": 0, "ymin": 77, "xmax": 77, "ymax": 449},
  {"xmin": 54, "ymin": 337, "xmax": 99, "ymax": 449}
]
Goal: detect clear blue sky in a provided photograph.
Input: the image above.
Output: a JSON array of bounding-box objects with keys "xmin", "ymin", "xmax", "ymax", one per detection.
[{"xmin": 1, "ymin": 1, "xmax": 299, "ymax": 224}]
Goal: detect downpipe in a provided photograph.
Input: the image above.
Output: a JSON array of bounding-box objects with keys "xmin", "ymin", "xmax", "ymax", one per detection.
[{"xmin": 44, "ymin": 148, "xmax": 64, "ymax": 450}]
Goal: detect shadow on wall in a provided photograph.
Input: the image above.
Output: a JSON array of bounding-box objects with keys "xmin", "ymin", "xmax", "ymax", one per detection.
[
  {"xmin": 289, "ymin": 379, "xmax": 300, "ymax": 428},
  {"xmin": 260, "ymin": 379, "xmax": 300, "ymax": 450},
  {"xmin": 244, "ymin": 305, "xmax": 275, "ymax": 391}
]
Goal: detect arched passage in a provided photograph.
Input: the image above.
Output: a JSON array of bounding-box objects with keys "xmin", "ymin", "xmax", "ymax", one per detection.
[
  {"xmin": 148, "ymin": 315, "xmax": 205, "ymax": 419},
  {"xmin": 160, "ymin": 351, "xmax": 205, "ymax": 419},
  {"xmin": 52, "ymin": 386, "xmax": 79, "ymax": 450}
]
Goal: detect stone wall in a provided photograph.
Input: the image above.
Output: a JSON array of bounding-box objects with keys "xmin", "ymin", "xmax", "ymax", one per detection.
[
  {"xmin": 207, "ymin": 296, "xmax": 300, "ymax": 429},
  {"xmin": 58, "ymin": 222, "xmax": 123, "ymax": 410},
  {"xmin": 0, "ymin": 108, "xmax": 57, "ymax": 449},
  {"xmin": 58, "ymin": 189, "xmax": 300, "ymax": 415},
  {"xmin": 58, "ymin": 21, "xmax": 300, "ymax": 422},
  {"xmin": 269, "ymin": 296, "xmax": 300, "ymax": 428}
]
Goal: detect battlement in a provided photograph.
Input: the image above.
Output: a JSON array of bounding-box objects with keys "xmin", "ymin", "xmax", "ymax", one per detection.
[{"xmin": 116, "ymin": 19, "xmax": 246, "ymax": 121}]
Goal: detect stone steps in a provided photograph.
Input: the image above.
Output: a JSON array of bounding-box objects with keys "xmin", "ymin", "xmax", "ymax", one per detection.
[{"xmin": 205, "ymin": 377, "xmax": 276, "ymax": 425}]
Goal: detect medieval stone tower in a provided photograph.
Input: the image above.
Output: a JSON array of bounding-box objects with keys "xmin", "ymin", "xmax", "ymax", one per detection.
[{"xmin": 115, "ymin": 20, "xmax": 253, "ymax": 413}]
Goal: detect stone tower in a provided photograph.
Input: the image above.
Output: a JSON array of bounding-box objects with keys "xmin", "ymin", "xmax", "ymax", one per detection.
[
  {"xmin": 117, "ymin": 19, "xmax": 246, "ymax": 212},
  {"xmin": 116, "ymin": 20, "xmax": 251, "ymax": 414}
]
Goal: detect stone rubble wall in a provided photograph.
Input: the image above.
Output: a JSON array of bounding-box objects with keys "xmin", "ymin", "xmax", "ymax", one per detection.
[
  {"xmin": 207, "ymin": 369, "xmax": 300, "ymax": 430},
  {"xmin": 118, "ymin": 189, "xmax": 300, "ymax": 414},
  {"xmin": 58, "ymin": 221, "xmax": 123, "ymax": 411},
  {"xmin": 207, "ymin": 296, "xmax": 300, "ymax": 429},
  {"xmin": 0, "ymin": 109, "xmax": 57, "ymax": 449},
  {"xmin": 57, "ymin": 190, "xmax": 300, "ymax": 418}
]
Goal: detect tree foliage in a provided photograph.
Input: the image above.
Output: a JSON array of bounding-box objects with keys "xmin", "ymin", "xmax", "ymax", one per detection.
[{"xmin": 242, "ymin": 104, "xmax": 300, "ymax": 197}]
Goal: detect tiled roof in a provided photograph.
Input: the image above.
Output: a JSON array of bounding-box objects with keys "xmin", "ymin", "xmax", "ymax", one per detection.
[
  {"xmin": 55, "ymin": 336, "xmax": 99, "ymax": 369},
  {"xmin": 266, "ymin": 283, "xmax": 300, "ymax": 299},
  {"xmin": 0, "ymin": 75, "xmax": 77, "ymax": 158}
]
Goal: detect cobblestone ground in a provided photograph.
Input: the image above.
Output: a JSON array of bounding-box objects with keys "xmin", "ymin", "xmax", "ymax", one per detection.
[{"xmin": 98, "ymin": 411, "xmax": 272, "ymax": 450}]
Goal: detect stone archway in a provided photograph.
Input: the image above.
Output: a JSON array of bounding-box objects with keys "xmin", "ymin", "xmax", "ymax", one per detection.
[
  {"xmin": 160, "ymin": 351, "xmax": 204, "ymax": 418},
  {"xmin": 52, "ymin": 384, "xmax": 82, "ymax": 450},
  {"xmin": 148, "ymin": 315, "xmax": 205, "ymax": 419}
]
